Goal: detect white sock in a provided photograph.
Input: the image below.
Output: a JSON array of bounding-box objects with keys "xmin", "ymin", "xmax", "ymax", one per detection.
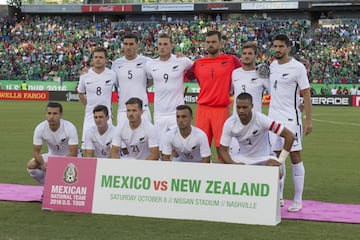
[
  {"xmin": 27, "ymin": 168, "xmax": 45, "ymax": 185},
  {"xmin": 279, "ymin": 162, "xmax": 286, "ymax": 199},
  {"xmin": 292, "ymin": 162, "xmax": 305, "ymax": 203}
]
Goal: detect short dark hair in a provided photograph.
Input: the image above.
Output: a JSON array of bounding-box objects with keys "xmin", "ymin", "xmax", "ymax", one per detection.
[
  {"xmin": 236, "ymin": 92, "xmax": 253, "ymax": 104},
  {"xmin": 93, "ymin": 105, "xmax": 109, "ymax": 117},
  {"xmin": 46, "ymin": 102, "xmax": 63, "ymax": 113},
  {"xmin": 206, "ymin": 30, "xmax": 221, "ymax": 41},
  {"xmin": 93, "ymin": 46, "xmax": 107, "ymax": 58},
  {"xmin": 242, "ymin": 42, "xmax": 258, "ymax": 55},
  {"xmin": 124, "ymin": 33, "xmax": 139, "ymax": 43},
  {"xmin": 273, "ymin": 34, "xmax": 291, "ymax": 47},
  {"xmin": 176, "ymin": 105, "xmax": 192, "ymax": 116},
  {"xmin": 126, "ymin": 97, "xmax": 143, "ymax": 110}
]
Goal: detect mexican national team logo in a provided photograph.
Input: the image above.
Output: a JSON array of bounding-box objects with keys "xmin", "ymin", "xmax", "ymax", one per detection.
[{"xmin": 63, "ymin": 163, "xmax": 78, "ymax": 184}]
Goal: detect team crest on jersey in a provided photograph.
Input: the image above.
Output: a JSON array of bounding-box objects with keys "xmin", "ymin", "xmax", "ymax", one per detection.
[{"xmin": 63, "ymin": 163, "xmax": 78, "ymax": 184}]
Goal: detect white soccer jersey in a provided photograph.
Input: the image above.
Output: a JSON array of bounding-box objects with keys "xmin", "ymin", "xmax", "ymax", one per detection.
[
  {"xmin": 162, "ymin": 126, "xmax": 211, "ymax": 162},
  {"xmin": 146, "ymin": 54, "xmax": 192, "ymax": 116},
  {"xmin": 232, "ymin": 68, "xmax": 270, "ymax": 113},
  {"xmin": 33, "ymin": 119, "xmax": 78, "ymax": 156},
  {"xmin": 78, "ymin": 68, "xmax": 117, "ymax": 118},
  {"xmin": 78, "ymin": 67, "xmax": 116, "ymax": 147},
  {"xmin": 268, "ymin": 58, "xmax": 310, "ymax": 124},
  {"xmin": 221, "ymin": 111, "xmax": 283, "ymax": 159},
  {"xmin": 112, "ymin": 55, "xmax": 151, "ymax": 112},
  {"xmin": 112, "ymin": 120, "xmax": 159, "ymax": 160},
  {"xmin": 84, "ymin": 124, "xmax": 114, "ymax": 158}
]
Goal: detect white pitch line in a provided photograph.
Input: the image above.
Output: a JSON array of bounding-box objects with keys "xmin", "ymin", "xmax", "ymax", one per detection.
[{"xmin": 313, "ymin": 118, "xmax": 360, "ymax": 126}]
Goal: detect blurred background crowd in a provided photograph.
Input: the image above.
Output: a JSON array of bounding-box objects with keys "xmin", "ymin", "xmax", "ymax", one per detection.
[{"xmin": 0, "ymin": 15, "xmax": 359, "ymax": 87}]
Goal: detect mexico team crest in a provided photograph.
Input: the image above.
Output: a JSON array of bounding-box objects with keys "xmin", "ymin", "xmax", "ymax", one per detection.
[{"xmin": 63, "ymin": 163, "xmax": 78, "ymax": 184}]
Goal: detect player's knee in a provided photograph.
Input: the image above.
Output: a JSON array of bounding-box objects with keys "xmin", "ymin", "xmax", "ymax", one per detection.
[
  {"xmin": 27, "ymin": 168, "xmax": 45, "ymax": 185},
  {"xmin": 27, "ymin": 158, "xmax": 38, "ymax": 169},
  {"xmin": 290, "ymin": 151, "xmax": 302, "ymax": 164},
  {"xmin": 292, "ymin": 162, "xmax": 305, "ymax": 176}
]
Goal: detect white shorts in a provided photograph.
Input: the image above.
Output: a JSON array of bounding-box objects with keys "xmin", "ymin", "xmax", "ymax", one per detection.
[
  {"xmin": 41, "ymin": 151, "xmax": 82, "ymax": 163},
  {"xmin": 154, "ymin": 114, "xmax": 177, "ymax": 150},
  {"xmin": 270, "ymin": 123, "xmax": 302, "ymax": 152},
  {"xmin": 231, "ymin": 154, "xmax": 278, "ymax": 165},
  {"xmin": 116, "ymin": 108, "xmax": 152, "ymax": 127}
]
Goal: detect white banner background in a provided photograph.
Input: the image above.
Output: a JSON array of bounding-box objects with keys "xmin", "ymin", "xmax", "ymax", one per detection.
[{"xmin": 92, "ymin": 159, "xmax": 280, "ymax": 225}]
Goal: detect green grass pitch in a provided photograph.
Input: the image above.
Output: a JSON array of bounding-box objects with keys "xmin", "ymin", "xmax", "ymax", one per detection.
[{"xmin": 0, "ymin": 101, "xmax": 359, "ymax": 239}]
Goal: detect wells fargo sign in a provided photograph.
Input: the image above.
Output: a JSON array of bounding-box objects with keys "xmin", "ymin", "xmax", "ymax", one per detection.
[{"xmin": 0, "ymin": 90, "xmax": 49, "ymax": 101}]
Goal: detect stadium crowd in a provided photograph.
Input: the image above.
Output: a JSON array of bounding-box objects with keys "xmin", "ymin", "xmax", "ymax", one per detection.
[{"xmin": 1, "ymin": 15, "xmax": 360, "ymax": 86}]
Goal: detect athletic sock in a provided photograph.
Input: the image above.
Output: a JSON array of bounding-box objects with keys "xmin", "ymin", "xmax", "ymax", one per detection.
[
  {"xmin": 292, "ymin": 161, "xmax": 305, "ymax": 203},
  {"xmin": 279, "ymin": 162, "xmax": 286, "ymax": 200},
  {"xmin": 27, "ymin": 168, "xmax": 45, "ymax": 185}
]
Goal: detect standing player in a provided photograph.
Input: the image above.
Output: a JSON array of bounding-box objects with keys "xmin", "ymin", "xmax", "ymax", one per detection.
[
  {"xmin": 230, "ymin": 42, "xmax": 270, "ymax": 155},
  {"xmin": 145, "ymin": 32, "xmax": 192, "ymax": 143},
  {"xmin": 78, "ymin": 47, "xmax": 117, "ymax": 150},
  {"xmin": 110, "ymin": 98, "xmax": 159, "ymax": 160},
  {"xmin": 231, "ymin": 42, "xmax": 270, "ymax": 113},
  {"xmin": 83, "ymin": 105, "xmax": 114, "ymax": 158},
  {"xmin": 219, "ymin": 93, "xmax": 295, "ymax": 168},
  {"xmin": 269, "ymin": 34, "xmax": 312, "ymax": 212},
  {"xmin": 112, "ymin": 33, "xmax": 152, "ymax": 127},
  {"xmin": 186, "ymin": 30, "xmax": 241, "ymax": 161},
  {"xmin": 26, "ymin": 102, "xmax": 79, "ymax": 185},
  {"xmin": 162, "ymin": 105, "xmax": 211, "ymax": 163}
]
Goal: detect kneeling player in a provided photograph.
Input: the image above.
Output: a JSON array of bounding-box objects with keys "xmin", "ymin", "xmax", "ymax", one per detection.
[
  {"xmin": 26, "ymin": 102, "xmax": 79, "ymax": 185},
  {"xmin": 162, "ymin": 105, "xmax": 211, "ymax": 163},
  {"xmin": 219, "ymin": 93, "xmax": 294, "ymax": 173}
]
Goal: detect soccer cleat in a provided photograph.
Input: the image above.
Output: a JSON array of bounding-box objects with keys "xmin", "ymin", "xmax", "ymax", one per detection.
[
  {"xmin": 287, "ymin": 201, "xmax": 302, "ymax": 212},
  {"xmin": 279, "ymin": 199, "xmax": 285, "ymax": 207}
]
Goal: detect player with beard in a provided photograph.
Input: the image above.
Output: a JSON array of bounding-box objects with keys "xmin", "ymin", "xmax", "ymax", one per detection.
[
  {"xmin": 269, "ymin": 34, "xmax": 312, "ymax": 212},
  {"xmin": 78, "ymin": 47, "xmax": 117, "ymax": 151},
  {"xmin": 112, "ymin": 33, "xmax": 152, "ymax": 127},
  {"xmin": 219, "ymin": 93, "xmax": 294, "ymax": 169},
  {"xmin": 26, "ymin": 102, "xmax": 79, "ymax": 185},
  {"xmin": 110, "ymin": 98, "xmax": 159, "ymax": 160},
  {"xmin": 162, "ymin": 105, "xmax": 211, "ymax": 163},
  {"xmin": 145, "ymin": 32, "xmax": 192, "ymax": 152},
  {"xmin": 186, "ymin": 30, "xmax": 241, "ymax": 162}
]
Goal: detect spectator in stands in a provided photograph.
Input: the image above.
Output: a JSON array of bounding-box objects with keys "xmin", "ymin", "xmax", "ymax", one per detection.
[
  {"xmin": 1, "ymin": 16, "xmax": 359, "ymax": 86},
  {"xmin": 331, "ymin": 86, "xmax": 338, "ymax": 95},
  {"xmin": 350, "ymin": 85, "xmax": 357, "ymax": 95}
]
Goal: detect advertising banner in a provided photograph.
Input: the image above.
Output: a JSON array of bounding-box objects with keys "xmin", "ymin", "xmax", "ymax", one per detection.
[
  {"xmin": 353, "ymin": 96, "xmax": 360, "ymax": 107},
  {"xmin": 42, "ymin": 157, "xmax": 280, "ymax": 226},
  {"xmin": 194, "ymin": 2, "xmax": 240, "ymax": 12},
  {"xmin": 141, "ymin": 4, "xmax": 194, "ymax": 12},
  {"xmin": 82, "ymin": 4, "xmax": 133, "ymax": 13},
  {"xmin": 42, "ymin": 157, "xmax": 97, "ymax": 213},
  {"xmin": 0, "ymin": 80, "xmax": 77, "ymax": 91},
  {"xmin": 309, "ymin": 96, "xmax": 352, "ymax": 106},
  {"xmin": 0, "ymin": 90, "xmax": 49, "ymax": 101},
  {"xmin": 241, "ymin": 1, "xmax": 299, "ymax": 10}
]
